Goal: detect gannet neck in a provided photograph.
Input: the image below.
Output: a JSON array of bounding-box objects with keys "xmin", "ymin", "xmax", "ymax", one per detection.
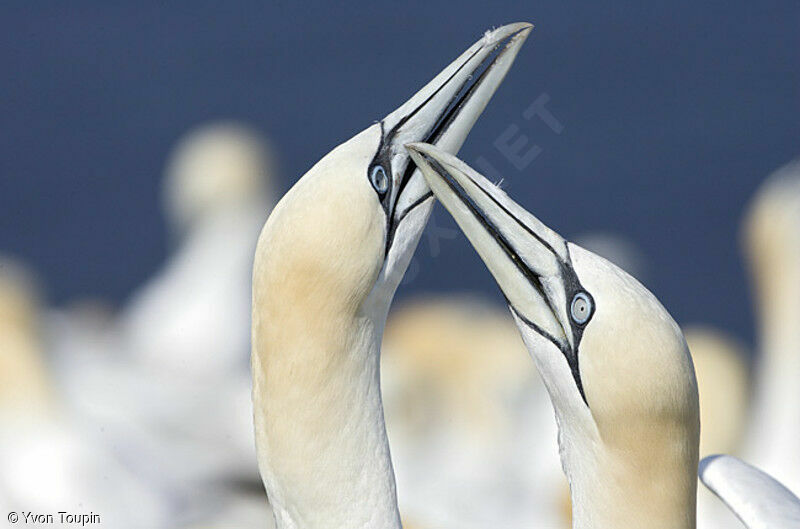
[
  {"xmin": 251, "ymin": 127, "xmax": 401, "ymax": 529},
  {"xmin": 252, "ymin": 307, "xmax": 399, "ymax": 529},
  {"xmin": 561, "ymin": 419, "xmax": 697, "ymax": 529}
]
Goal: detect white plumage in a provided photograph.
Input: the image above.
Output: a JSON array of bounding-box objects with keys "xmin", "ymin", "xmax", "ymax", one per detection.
[{"xmin": 699, "ymin": 455, "xmax": 800, "ymax": 529}]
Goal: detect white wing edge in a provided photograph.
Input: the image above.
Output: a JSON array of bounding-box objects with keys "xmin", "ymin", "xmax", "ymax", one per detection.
[{"xmin": 699, "ymin": 454, "xmax": 800, "ymax": 529}]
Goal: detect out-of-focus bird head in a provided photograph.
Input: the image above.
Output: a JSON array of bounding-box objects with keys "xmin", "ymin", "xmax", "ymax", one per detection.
[{"xmin": 163, "ymin": 122, "xmax": 275, "ymax": 235}]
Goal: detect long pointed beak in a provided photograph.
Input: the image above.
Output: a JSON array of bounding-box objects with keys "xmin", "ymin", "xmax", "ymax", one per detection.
[
  {"xmin": 382, "ymin": 23, "xmax": 533, "ymax": 232},
  {"xmin": 405, "ymin": 142, "xmax": 580, "ymax": 354},
  {"xmin": 407, "ymin": 143, "xmax": 597, "ymax": 404}
]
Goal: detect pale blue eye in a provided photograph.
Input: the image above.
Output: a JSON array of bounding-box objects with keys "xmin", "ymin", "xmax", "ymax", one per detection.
[
  {"xmin": 371, "ymin": 165, "xmax": 389, "ymax": 194},
  {"xmin": 570, "ymin": 292, "xmax": 592, "ymax": 324}
]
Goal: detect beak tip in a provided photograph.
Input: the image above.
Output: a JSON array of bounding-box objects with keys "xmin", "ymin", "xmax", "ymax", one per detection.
[
  {"xmin": 404, "ymin": 143, "xmax": 429, "ymax": 171},
  {"xmin": 516, "ymin": 22, "xmax": 535, "ymax": 33},
  {"xmin": 405, "ymin": 143, "xmax": 460, "ymax": 194},
  {"xmin": 404, "ymin": 142, "xmax": 433, "ymax": 161},
  {"xmin": 485, "ymin": 22, "xmax": 534, "ymax": 47},
  {"xmin": 405, "ymin": 142, "xmax": 444, "ymax": 170}
]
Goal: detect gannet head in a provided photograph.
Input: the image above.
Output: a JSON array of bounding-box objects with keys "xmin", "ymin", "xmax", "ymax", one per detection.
[
  {"xmin": 251, "ymin": 25, "xmax": 532, "ymax": 528},
  {"xmin": 408, "ymin": 143, "xmax": 700, "ymax": 526},
  {"xmin": 164, "ymin": 122, "xmax": 274, "ymax": 234},
  {"xmin": 256, "ymin": 23, "xmax": 533, "ymax": 323}
]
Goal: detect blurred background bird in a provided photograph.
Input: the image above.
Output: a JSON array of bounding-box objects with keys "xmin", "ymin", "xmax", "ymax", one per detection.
[
  {"xmin": 382, "ymin": 296, "xmax": 565, "ymax": 529},
  {"xmin": 16, "ymin": 121, "xmax": 279, "ymax": 527},
  {"xmin": 0, "ymin": 258, "xmax": 52, "ymax": 421},
  {"xmin": 121, "ymin": 122, "xmax": 275, "ymax": 377},
  {"xmin": 740, "ymin": 159, "xmax": 800, "ymax": 494},
  {"xmin": 685, "ymin": 327, "xmax": 751, "ymax": 529},
  {"xmin": 0, "ymin": 258, "xmax": 168, "ymax": 528},
  {"xmin": 118, "ymin": 122, "xmax": 276, "ymax": 523},
  {"xmin": 116, "ymin": 122, "xmax": 274, "ymax": 491}
]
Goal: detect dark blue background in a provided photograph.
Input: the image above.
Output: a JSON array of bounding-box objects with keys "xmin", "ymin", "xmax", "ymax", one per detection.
[{"xmin": 2, "ymin": 2, "xmax": 798, "ymax": 346}]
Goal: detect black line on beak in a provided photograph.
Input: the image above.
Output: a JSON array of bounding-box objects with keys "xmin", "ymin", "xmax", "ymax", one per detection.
[
  {"xmin": 508, "ymin": 303, "xmax": 587, "ymax": 405},
  {"xmin": 422, "ymin": 154, "xmax": 588, "ymax": 405},
  {"xmin": 383, "ymin": 27, "xmax": 529, "ymax": 257}
]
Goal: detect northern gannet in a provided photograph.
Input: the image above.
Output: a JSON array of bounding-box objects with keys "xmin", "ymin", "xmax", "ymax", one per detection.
[
  {"xmin": 408, "ymin": 143, "xmax": 800, "ymax": 529},
  {"xmin": 250, "ymin": 23, "xmax": 532, "ymax": 529},
  {"xmin": 741, "ymin": 158, "xmax": 800, "ymax": 495},
  {"xmin": 407, "ymin": 143, "xmax": 701, "ymax": 529}
]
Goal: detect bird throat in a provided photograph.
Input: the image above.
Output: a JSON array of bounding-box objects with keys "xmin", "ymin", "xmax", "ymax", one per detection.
[
  {"xmin": 561, "ymin": 421, "xmax": 698, "ymax": 529},
  {"xmin": 251, "ymin": 308, "xmax": 402, "ymax": 529}
]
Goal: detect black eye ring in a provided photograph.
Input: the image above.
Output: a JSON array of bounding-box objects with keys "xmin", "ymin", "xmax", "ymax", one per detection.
[{"xmin": 570, "ymin": 291, "xmax": 593, "ymax": 324}]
